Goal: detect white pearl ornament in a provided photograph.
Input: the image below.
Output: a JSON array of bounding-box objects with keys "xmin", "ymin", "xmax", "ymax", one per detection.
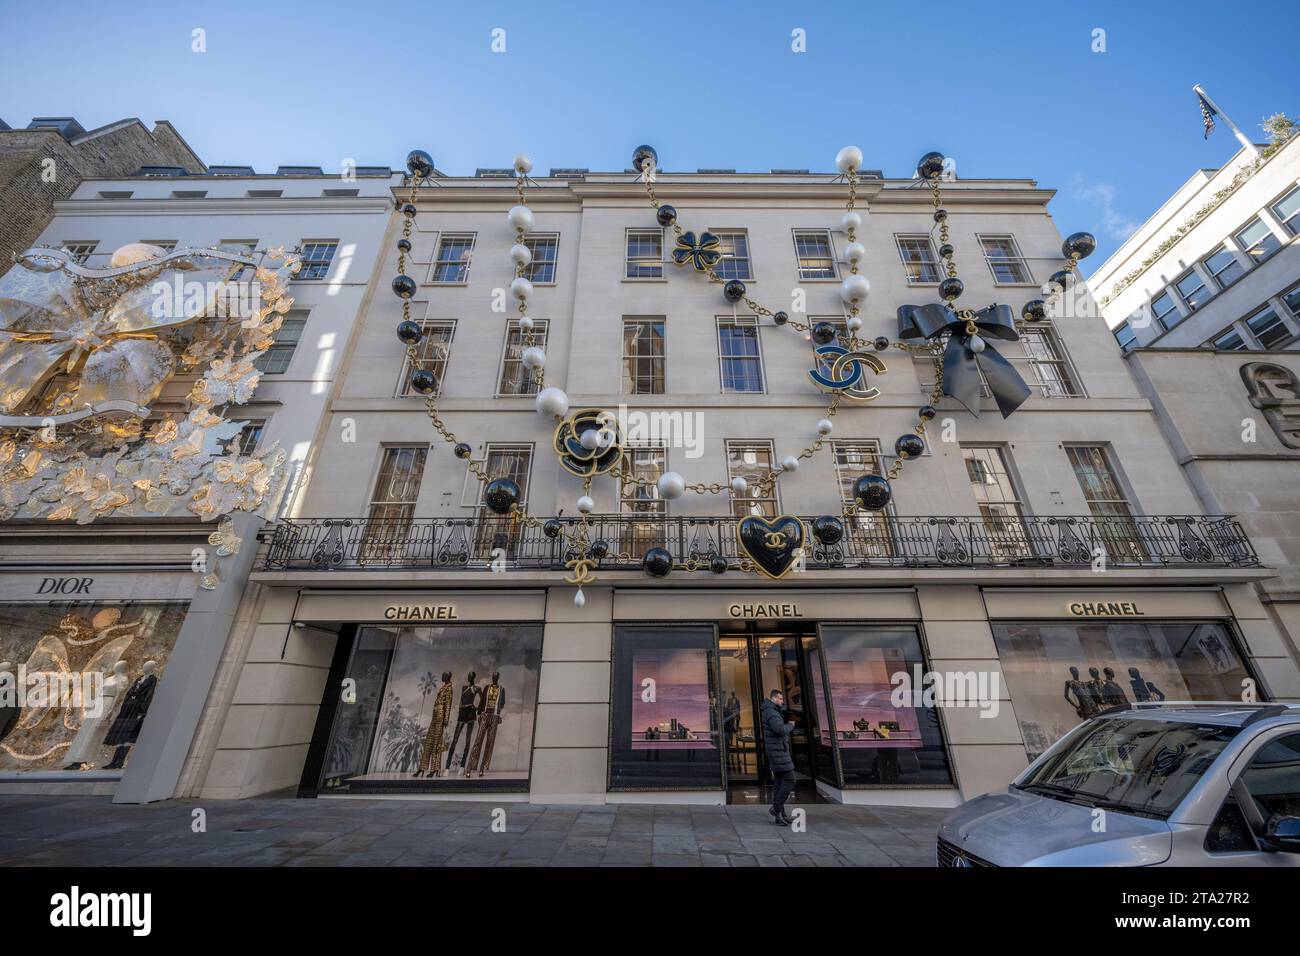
[
  {"xmin": 841, "ymin": 211, "xmax": 862, "ymax": 233},
  {"xmin": 510, "ymin": 277, "xmax": 533, "ymax": 301},
  {"xmin": 816, "ymin": 419, "xmax": 833, "ymax": 436},
  {"xmin": 579, "ymin": 428, "xmax": 602, "ymax": 451},
  {"xmin": 521, "ymin": 346, "xmax": 546, "ymax": 369},
  {"xmin": 656, "ymin": 472, "xmax": 686, "ymax": 500},
  {"xmin": 781, "ymin": 456, "xmax": 800, "ymax": 472},
  {"xmin": 846, "ymin": 316, "xmax": 863, "ymax": 332},
  {"xmin": 534, "ymin": 386, "xmax": 569, "ymax": 418},
  {"xmin": 840, "ymin": 274, "xmax": 871, "ymax": 305},
  {"xmin": 844, "ymin": 242, "xmax": 866, "ymax": 265},
  {"xmin": 576, "ymin": 495, "xmax": 594, "ymax": 515},
  {"xmin": 510, "ymin": 243, "xmax": 532, "ymax": 266},
  {"xmin": 573, "ymin": 588, "xmax": 586, "ymax": 608},
  {"xmin": 519, "ymin": 316, "xmax": 534, "ymax": 332},
  {"xmin": 514, "ymin": 153, "xmax": 533, "ymax": 175},
  {"xmin": 835, "ymin": 145, "xmax": 863, "ymax": 173},
  {"xmin": 969, "ymin": 334, "xmax": 986, "ymax": 354},
  {"xmin": 731, "ymin": 477, "xmax": 748, "ymax": 495},
  {"xmin": 507, "ymin": 205, "xmax": 534, "ymax": 231}
]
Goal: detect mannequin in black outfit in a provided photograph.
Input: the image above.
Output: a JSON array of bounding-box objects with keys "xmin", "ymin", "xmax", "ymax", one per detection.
[
  {"xmin": 1063, "ymin": 666, "xmax": 1097, "ymax": 719},
  {"xmin": 445, "ymin": 671, "xmax": 481, "ymax": 772},
  {"xmin": 1128, "ymin": 666, "xmax": 1166, "ymax": 702},
  {"xmin": 1100, "ymin": 667, "xmax": 1129, "ymax": 707}
]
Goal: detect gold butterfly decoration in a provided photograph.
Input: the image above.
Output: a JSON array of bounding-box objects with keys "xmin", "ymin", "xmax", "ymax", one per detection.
[{"xmin": 208, "ymin": 517, "xmax": 241, "ymax": 557}]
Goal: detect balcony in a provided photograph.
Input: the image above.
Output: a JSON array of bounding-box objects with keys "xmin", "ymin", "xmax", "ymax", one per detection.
[{"xmin": 262, "ymin": 514, "xmax": 1259, "ymax": 572}]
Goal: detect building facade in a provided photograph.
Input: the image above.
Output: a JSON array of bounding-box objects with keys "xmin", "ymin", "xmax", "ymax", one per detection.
[
  {"xmin": 0, "ymin": 116, "xmax": 204, "ymax": 272},
  {"xmin": 0, "ymin": 166, "xmax": 398, "ymax": 801},
  {"xmin": 181, "ymin": 159, "xmax": 1300, "ymax": 806},
  {"xmin": 1090, "ymin": 135, "xmax": 1300, "ymax": 352}
]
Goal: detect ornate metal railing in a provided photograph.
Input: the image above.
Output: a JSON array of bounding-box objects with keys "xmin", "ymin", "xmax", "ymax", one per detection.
[{"xmin": 262, "ymin": 514, "xmax": 1259, "ymax": 572}]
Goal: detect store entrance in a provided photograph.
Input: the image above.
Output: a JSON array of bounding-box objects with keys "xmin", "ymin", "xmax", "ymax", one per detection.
[{"xmin": 718, "ymin": 628, "xmax": 822, "ymax": 805}]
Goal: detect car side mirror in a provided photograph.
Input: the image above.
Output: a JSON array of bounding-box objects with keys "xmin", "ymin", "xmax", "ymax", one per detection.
[{"xmin": 1263, "ymin": 815, "xmax": 1300, "ymax": 853}]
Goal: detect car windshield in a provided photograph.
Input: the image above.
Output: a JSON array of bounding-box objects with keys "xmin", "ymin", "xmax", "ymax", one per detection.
[{"xmin": 1017, "ymin": 718, "xmax": 1239, "ymax": 819}]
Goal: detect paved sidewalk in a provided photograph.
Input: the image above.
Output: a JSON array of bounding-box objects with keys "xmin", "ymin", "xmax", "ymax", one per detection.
[{"xmin": 0, "ymin": 795, "xmax": 945, "ymax": 867}]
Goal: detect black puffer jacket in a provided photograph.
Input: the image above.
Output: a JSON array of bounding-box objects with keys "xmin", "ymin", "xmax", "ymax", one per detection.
[{"xmin": 759, "ymin": 698, "xmax": 794, "ymax": 773}]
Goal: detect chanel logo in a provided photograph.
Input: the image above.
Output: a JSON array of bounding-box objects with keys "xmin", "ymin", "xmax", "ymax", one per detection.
[
  {"xmin": 807, "ymin": 345, "xmax": 885, "ymax": 402},
  {"xmin": 764, "ymin": 531, "xmax": 787, "ymax": 548}
]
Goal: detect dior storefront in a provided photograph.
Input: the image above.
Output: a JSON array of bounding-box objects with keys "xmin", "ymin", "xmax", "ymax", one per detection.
[{"xmin": 262, "ymin": 577, "xmax": 1295, "ymax": 808}]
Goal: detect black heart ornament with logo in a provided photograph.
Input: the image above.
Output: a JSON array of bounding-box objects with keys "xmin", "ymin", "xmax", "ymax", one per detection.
[{"xmin": 736, "ymin": 515, "xmax": 805, "ymax": 579}]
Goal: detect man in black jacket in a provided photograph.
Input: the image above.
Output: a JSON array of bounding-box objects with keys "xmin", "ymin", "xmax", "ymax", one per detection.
[{"xmin": 760, "ymin": 689, "xmax": 796, "ymax": 826}]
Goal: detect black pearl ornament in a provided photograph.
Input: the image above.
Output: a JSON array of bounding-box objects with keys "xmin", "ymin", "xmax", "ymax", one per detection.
[
  {"xmin": 453, "ymin": 442, "xmax": 472, "ymax": 459},
  {"xmin": 939, "ymin": 243, "xmax": 954, "ymax": 258},
  {"xmin": 853, "ymin": 474, "xmax": 893, "ymax": 511},
  {"xmin": 939, "ymin": 277, "xmax": 964, "ymax": 301},
  {"xmin": 918, "ymin": 404, "xmax": 937, "ymax": 420},
  {"xmin": 873, "ymin": 336, "xmax": 891, "ymax": 351},
  {"xmin": 812, "ymin": 515, "xmax": 844, "ymax": 546},
  {"xmin": 933, "ymin": 207, "xmax": 948, "ymax": 223},
  {"xmin": 773, "ymin": 311, "xmax": 789, "ymax": 326},
  {"xmin": 642, "ymin": 547, "xmax": 673, "ymax": 578},
  {"xmin": 392, "ymin": 274, "xmax": 417, "ymax": 299},
  {"xmin": 896, "ymin": 434, "xmax": 925, "ymax": 459},
  {"xmin": 589, "ymin": 540, "xmax": 610, "ymax": 560},
  {"xmin": 406, "ymin": 149, "xmax": 435, "ymax": 178},
  {"xmin": 400, "ymin": 203, "xmax": 417, "ymax": 219},
  {"xmin": 543, "ymin": 518, "xmax": 562, "ymax": 538},
  {"xmin": 1022, "ymin": 299, "xmax": 1047, "ymax": 322},
  {"xmin": 396, "ymin": 320, "xmax": 423, "ymax": 345},
  {"xmin": 1062, "ymin": 232, "xmax": 1097, "ymax": 260},
  {"xmin": 723, "ymin": 279, "xmax": 747, "ymax": 303},
  {"xmin": 1049, "ymin": 270, "xmax": 1073, "ymax": 292},
  {"xmin": 812, "ymin": 321, "xmax": 838, "ymax": 345},
  {"xmin": 483, "ymin": 478, "xmax": 521, "ymax": 515},
  {"xmin": 409, "ymin": 369, "xmax": 439, "ymax": 395},
  {"xmin": 917, "ymin": 151, "xmax": 946, "ymax": 180},
  {"xmin": 709, "ymin": 555, "xmax": 728, "ymax": 575},
  {"xmin": 632, "ymin": 144, "xmax": 658, "ymax": 173},
  {"xmin": 656, "ymin": 204, "xmax": 677, "ymax": 226},
  {"xmin": 397, "ymin": 238, "xmax": 412, "ymax": 253}
]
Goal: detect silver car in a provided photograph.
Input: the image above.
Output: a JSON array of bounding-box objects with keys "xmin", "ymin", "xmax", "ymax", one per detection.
[{"xmin": 938, "ymin": 702, "xmax": 1300, "ymax": 866}]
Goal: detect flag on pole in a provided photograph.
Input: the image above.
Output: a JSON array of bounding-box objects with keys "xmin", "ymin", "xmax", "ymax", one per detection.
[{"xmin": 1198, "ymin": 91, "xmax": 1218, "ymax": 139}]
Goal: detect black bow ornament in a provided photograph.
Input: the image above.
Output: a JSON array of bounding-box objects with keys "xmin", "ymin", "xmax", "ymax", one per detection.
[{"xmin": 897, "ymin": 302, "xmax": 1032, "ymax": 418}]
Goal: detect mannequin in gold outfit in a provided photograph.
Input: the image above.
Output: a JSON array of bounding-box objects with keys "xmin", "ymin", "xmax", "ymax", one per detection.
[
  {"xmin": 415, "ymin": 671, "xmax": 455, "ymax": 778},
  {"xmin": 466, "ymin": 672, "xmax": 506, "ymax": 778}
]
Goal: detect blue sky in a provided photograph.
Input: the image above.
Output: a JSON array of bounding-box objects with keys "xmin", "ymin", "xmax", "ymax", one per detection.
[{"xmin": 2, "ymin": 0, "xmax": 1297, "ymax": 265}]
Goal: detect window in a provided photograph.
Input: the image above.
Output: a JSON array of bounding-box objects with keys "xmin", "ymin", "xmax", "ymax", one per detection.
[
  {"xmin": 620, "ymin": 445, "xmax": 667, "ymax": 554},
  {"xmin": 711, "ymin": 230, "xmax": 752, "ymax": 280},
  {"xmin": 1112, "ymin": 321, "xmax": 1137, "ymax": 352},
  {"xmin": 361, "ymin": 446, "xmax": 428, "ymax": 563},
  {"xmin": 1235, "ymin": 218, "xmax": 1280, "ymax": 263},
  {"xmin": 961, "ymin": 446, "xmax": 1032, "ymax": 560},
  {"xmin": 717, "ymin": 316, "xmax": 764, "ymax": 393},
  {"xmin": 895, "ymin": 235, "xmax": 941, "ymax": 284},
  {"xmin": 1203, "ymin": 245, "xmax": 1244, "ymax": 289},
  {"xmin": 1272, "ymin": 185, "xmax": 1300, "ymax": 236},
  {"xmin": 809, "ymin": 316, "xmax": 848, "ymax": 379},
  {"xmin": 521, "ymin": 234, "xmax": 558, "ymax": 283},
  {"xmin": 430, "ymin": 233, "xmax": 475, "ymax": 283},
  {"xmin": 296, "ymin": 241, "xmax": 337, "ymax": 280},
  {"xmin": 625, "ymin": 229, "xmax": 663, "ymax": 279},
  {"xmin": 793, "ymin": 229, "xmax": 837, "ymax": 279},
  {"xmin": 1151, "ymin": 291, "xmax": 1181, "ymax": 331},
  {"xmin": 60, "ymin": 241, "xmax": 97, "ymax": 263},
  {"xmin": 1175, "ymin": 269, "xmax": 1210, "ymax": 311},
  {"xmin": 1245, "ymin": 305, "xmax": 1295, "ymax": 349},
  {"xmin": 1065, "ymin": 444, "xmax": 1145, "ymax": 562},
  {"xmin": 398, "ymin": 319, "xmax": 456, "ymax": 396},
  {"xmin": 234, "ymin": 421, "xmax": 264, "ymax": 456},
  {"xmin": 831, "ymin": 440, "xmax": 895, "ymax": 558},
  {"xmin": 1211, "ymin": 326, "xmax": 1247, "ymax": 350},
  {"xmin": 220, "ymin": 239, "xmax": 257, "ymax": 279},
  {"xmin": 979, "ymin": 235, "xmax": 1032, "ymax": 284},
  {"xmin": 498, "ymin": 319, "xmax": 548, "ymax": 395},
  {"xmin": 994, "ymin": 622, "xmax": 1256, "ymax": 762},
  {"xmin": 621, "ymin": 317, "xmax": 665, "ymax": 394},
  {"xmin": 1284, "ymin": 284, "xmax": 1300, "ymax": 325},
  {"xmin": 253, "ymin": 312, "xmax": 307, "ymax": 374},
  {"xmin": 474, "ymin": 444, "xmax": 532, "ymax": 558},
  {"xmin": 1013, "ymin": 327, "xmax": 1082, "ymax": 397},
  {"xmin": 726, "ymin": 441, "xmax": 777, "ymax": 520}
]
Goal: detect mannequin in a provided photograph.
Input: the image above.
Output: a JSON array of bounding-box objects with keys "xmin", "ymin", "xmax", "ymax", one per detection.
[
  {"xmin": 102, "ymin": 660, "xmax": 158, "ymax": 770},
  {"xmin": 415, "ymin": 671, "xmax": 455, "ymax": 778},
  {"xmin": 1063, "ymin": 666, "xmax": 1098, "ymax": 719},
  {"xmin": 1100, "ymin": 667, "xmax": 1129, "ymax": 707},
  {"xmin": 1084, "ymin": 667, "xmax": 1107, "ymax": 713},
  {"xmin": 445, "ymin": 670, "xmax": 481, "ymax": 773},
  {"xmin": 1128, "ymin": 666, "xmax": 1166, "ymax": 702},
  {"xmin": 0, "ymin": 660, "xmax": 19, "ymax": 745},
  {"xmin": 466, "ymin": 671, "xmax": 506, "ymax": 777},
  {"xmin": 65, "ymin": 660, "xmax": 128, "ymax": 770}
]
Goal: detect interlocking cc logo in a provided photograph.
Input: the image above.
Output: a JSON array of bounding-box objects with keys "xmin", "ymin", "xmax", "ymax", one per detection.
[
  {"xmin": 808, "ymin": 345, "xmax": 886, "ymax": 401},
  {"xmin": 764, "ymin": 530, "xmax": 787, "ymax": 548}
]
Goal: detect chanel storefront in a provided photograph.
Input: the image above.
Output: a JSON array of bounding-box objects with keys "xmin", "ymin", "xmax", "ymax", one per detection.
[{"xmin": 243, "ymin": 577, "xmax": 1295, "ymax": 807}]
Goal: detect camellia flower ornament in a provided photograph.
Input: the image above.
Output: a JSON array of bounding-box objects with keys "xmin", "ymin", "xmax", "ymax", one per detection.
[
  {"xmin": 392, "ymin": 145, "xmax": 1095, "ymax": 599},
  {"xmin": 0, "ymin": 242, "xmax": 298, "ymax": 567}
]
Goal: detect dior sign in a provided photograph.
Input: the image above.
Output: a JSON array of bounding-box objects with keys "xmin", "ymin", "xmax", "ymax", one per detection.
[{"xmin": 37, "ymin": 577, "xmax": 94, "ymax": 595}]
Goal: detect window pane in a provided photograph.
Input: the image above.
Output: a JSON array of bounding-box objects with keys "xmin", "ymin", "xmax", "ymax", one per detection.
[
  {"xmin": 297, "ymin": 242, "xmax": 337, "ymax": 280},
  {"xmin": 1176, "ymin": 271, "xmax": 1209, "ymax": 310},
  {"xmin": 1272, "ymin": 186, "xmax": 1300, "ymax": 234},
  {"xmin": 625, "ymin": 230, "xmax": 663, "ymax": 278},
  {"xmin": 498, "ymin": 321, "xmax": 547, "ymax": 394},
  {"xmin": 253, "ymin": 314, "xmax": 308, "ymax": 374},
  {"xmin": 980, "ymin": 236, "xmax": 1030, "ymax": 283},
  {"xmin": 896, "ymin": 236, "xmax": 941, "ymax": 283},
  {"xmin": 432, "ymin": 235, "xmax": 475, "ymax": 282},
  {"xmin": 1246, "ymin": 307, "xmax": 1293, "ymax": 348},
  {"xmin": 522, "ymin": 234, "xmax": 557, "ymax": 283},
  {"xmin": 713, "ymin": 231, "xmax": 752, "ymax": 280},
  {"xmin": 727, "ymin": 442, "xmax": 776, "ymax": 519},
  {"xmin": 1212, "ymin": 328, "xmax": 1246, "ymax": 350},
  {"xmin": 622, "ymin": 318, "xmax": 665, "ymax": 394},
  {"xmin": 718, "ymin": 319, "xmax": 763, "ymax": 393},
  {"xmin": 1203, "ymin": 246, "xmax": 1243, "ymax": 288},
  {"xmin": 794, "ymin": 230, "xmax": 836, "ymax": 279},
  {"xmin": 1236, "ymin": 218, "xmax": 1280, "ymax": 261}
]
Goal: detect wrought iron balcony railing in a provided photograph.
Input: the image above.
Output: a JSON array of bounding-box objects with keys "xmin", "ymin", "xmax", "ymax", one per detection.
[{"xmin": 262, "ymin": 513, "xmax": 1259, "ymax": 572}]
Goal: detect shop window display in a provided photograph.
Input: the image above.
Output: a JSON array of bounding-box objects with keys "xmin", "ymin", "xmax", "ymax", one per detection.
[
  {"xmin": 610, "ymin": 626, "xmax": 722, "ymax": 790},
  {"xmin": 319, "ymin": 623, "xmax": 541, "ymax": 792},
  {"xmin": 991, "ymin": 621, "xmax": 1257, "ymax": 761},
  {"xmin": 812, "ymin": 625, "xmax": 954, "ymax": 787},
  {"xmin": 0, "ymin": 601, "xmax": 186, "ymax": 773}
]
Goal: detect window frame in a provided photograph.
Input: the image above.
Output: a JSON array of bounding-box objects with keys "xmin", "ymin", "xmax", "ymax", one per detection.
[
  {"xmin": 429, "ymin": 232, "xmax": 477, "ymax": 284},
  {"xmin": 496, "ymin": 318, "xmax": 549, "ymax": 397},
  {"xmin": 521, "ymin": 232, "xmax": 559, "ymax": 285},
  {"xmin": 792, "ymin": 228, "xmax": 838, "ymax": 281},
  {"xmin": 621, "ymin": 316, "xmax": 666, "ymax": 395},
  {"xmin": 977, "ymin": 233, "xmax": 1034, "ymax": 285},
  {"xmin": 1202, "ymin": 244, "xmax": 1245, "ymax": 290},
  {"xmin": 396, "ymin": 316, "xmax": 457, "ymax": 397},
  {"xmin": 1150, "ymin": 290, "xmax": 1182, "ymax": 331},
  {"xmin": 1235, "ymin": 217, "xmax": 1281, "ymax": 264},
  {"xmin": 1007, "ymin": 324, "xmax": 1084, "ymax": 398},
  {"xmin": 894, "ymin": 234, "xmax": 942, "ymax": 285},
  {"xmin": 1270, "ymin": 184, "xmax": 1300, "ymax": 236},
  {"xmin": 253, "ymin": 311, "xmax": 308, "ymax": 375},
  {"xmin": 959, "ymin": 444, "xmax": 1035, "ymax": 560},
  {"xmin": 1174, "ymin": 268, "xmax": 1210, "ymax": 312},
  {"xmin": 709, "ymin": 229, "xmax": 753, "ymax": 281},
  {"xmin": 624, "ymin": 227, "xmax": 665, "ymax": 280},
  {"xmin": 295, "ymin": 240, "xmax": 337, "ymax": 280},
  {"xmin": 725, "ymin": 440, "xmax": 779, "ymax": 520},
  {"xmin": 715, "ymin": 315, "xmax": 766, "ymax": 394},
  {"xmin": 59, "ymin": 241, "xmax": 98, "ymax": 264},
  {"xmin": 1243, "ymin": 304, "xmax": 1297, "ymax": 350}
]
